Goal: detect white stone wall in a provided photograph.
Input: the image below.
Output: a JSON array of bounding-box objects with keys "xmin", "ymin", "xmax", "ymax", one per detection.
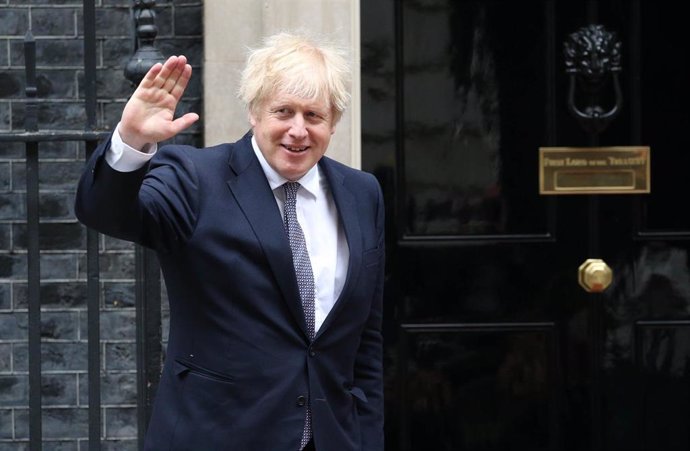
[{"xmin": 203, "ymin": 0, "xmax": 361, "ymax": 169}]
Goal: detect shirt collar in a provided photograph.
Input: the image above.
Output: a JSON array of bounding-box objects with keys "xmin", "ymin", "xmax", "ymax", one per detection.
[{"xmin": 251, "ymin": 135, "xmax": 321, "ymax": 198}]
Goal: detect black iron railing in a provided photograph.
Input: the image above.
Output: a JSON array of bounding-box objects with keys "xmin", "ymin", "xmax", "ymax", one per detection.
[{"xmin": 0, "ymin": 1, "xmax": 164, "ymax": 449}]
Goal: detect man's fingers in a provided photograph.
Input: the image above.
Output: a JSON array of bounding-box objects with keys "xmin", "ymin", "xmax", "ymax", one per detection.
[
  {"xmin": 158, "ymin": 55, "xmax": 187, "ymax": 92},
  {"xmin": 157, "ymin": 55, "xmax": 191, "ymax": 92},
  {"xmin": 152, "ymin": 56, "xmax": 175, "ymax": 89},
  {"xmin": 161, "ymin": 62, "xmax": 185, "ymax": 94},
  {"xmin": 138, "ymin": 62, "xmax": 164, "ymax": 89},
  {"xmin": 169, "ymin": 64, "xmax": 193, "ymax": 101},
  {"xmin": 153, "ymin": 55, "xmax": 182, "ymax": 90}
]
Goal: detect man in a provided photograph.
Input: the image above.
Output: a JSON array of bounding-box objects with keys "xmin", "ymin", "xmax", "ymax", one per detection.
[{"xmin": 75, "ymin": 33, "xmax": 385, "ymax": 451}]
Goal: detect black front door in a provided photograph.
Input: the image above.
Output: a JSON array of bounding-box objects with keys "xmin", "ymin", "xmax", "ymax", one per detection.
[{"xmin": 361, "ymin": 1, "xmax": 690, "ymax": 450}]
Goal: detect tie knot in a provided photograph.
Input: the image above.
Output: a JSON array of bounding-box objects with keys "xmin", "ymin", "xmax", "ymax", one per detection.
[{"xmin": 284, "ymin": 182, "xmax": 301, "ymax": 200}]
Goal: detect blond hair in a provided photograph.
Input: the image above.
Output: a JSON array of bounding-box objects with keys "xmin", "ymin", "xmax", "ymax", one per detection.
[{"xmin": 238, "ymin": 32, "xmax": 351, "ymax": 123}]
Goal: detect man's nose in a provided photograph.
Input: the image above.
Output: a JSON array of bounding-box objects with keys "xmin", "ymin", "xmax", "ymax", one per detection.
[{"xmin": 288, "ymin": 115, "xmax": 308, "ymax": 139}]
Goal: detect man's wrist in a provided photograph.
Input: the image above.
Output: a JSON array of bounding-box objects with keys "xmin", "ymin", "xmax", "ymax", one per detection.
[
  {"xmin": 117, "ymin": 123, "xmax": 154, "ymax": 153},
  {"xmin": 107, "ymin": 123, "xmax": 158, "ymax": 172}
]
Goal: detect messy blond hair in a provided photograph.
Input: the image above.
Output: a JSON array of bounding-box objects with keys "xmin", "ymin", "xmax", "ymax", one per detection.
[{"xmin": 238, "ymin": 32, "xmax": 351, "ymax": 124}]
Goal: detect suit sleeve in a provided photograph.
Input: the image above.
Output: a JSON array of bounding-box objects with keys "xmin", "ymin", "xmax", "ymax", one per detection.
[
  {"xmin": 354, "ymin": 177, "xmax": 385, "ymax": 451},
  {"xmin": 75, "ymin": 136, "xmax": 199, "ymax": 251}
]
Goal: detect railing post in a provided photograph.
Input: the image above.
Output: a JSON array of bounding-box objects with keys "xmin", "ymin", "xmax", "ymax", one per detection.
[
  {"xmin": 135, "ymin": 247, "xmax": 161, "ymax": 447},
  {"xmin": 82, "ymin": 0, "xmax": 102, "ymax": 450},
  {"xmin": 24, "ymin": 30, "xmax": 42, "ymax": 451}
]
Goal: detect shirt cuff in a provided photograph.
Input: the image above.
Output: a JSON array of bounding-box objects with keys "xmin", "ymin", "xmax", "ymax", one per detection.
[{"xmin": 105, "ymin": 123, "xmax": 158, "ymax": 172}]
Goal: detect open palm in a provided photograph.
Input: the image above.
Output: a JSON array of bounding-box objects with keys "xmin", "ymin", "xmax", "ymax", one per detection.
[{"xmin": 119, "ymin": 55, "xmax": 199, "ymax": 150}]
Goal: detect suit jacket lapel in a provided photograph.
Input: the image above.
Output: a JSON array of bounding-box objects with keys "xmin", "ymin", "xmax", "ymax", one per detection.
[
  {"xmin": 225, "ymin": 133, "xmax": 310, "ymax": 337},
  {"xmin": 315, "ymin": 157, "xmax": 362, "ymax": 338}
]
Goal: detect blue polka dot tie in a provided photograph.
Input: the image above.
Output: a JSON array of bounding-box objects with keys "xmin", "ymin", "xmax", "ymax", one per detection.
[{"xmin": 283, "ymin": 182, "xmax": 315, "ymax": 449}]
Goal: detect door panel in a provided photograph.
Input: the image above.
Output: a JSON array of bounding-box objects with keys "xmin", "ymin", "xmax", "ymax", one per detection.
[
  {"xmin": 638, "ymin": 2, "xmax": 690, "ymax": 233},
  {"xmin": 400, "ymin": 0, "xmax": 549, "ymax": 238},
  {"xmin": 399, "ymin": 324, "xmax": 557, "ymax": 450},
  {"xmin": 362, "ymin": 1, "xmax": 690, "ymax": 450}
]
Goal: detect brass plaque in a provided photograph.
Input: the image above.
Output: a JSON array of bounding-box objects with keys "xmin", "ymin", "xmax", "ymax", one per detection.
[{"xmin": 539, "ymin": 146, "xmax": 650, "ymax": 195}]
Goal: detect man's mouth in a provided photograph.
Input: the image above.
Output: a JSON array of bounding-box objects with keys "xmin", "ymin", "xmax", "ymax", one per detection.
[{"xmin": 283, "ymin": 144, "xmax": 308, "ymax": 153}]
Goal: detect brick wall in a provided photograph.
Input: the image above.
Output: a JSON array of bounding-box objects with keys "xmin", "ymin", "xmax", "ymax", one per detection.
[{"xmin": 0, "ymin": 1, "xmax": 203, "ymax": 449}]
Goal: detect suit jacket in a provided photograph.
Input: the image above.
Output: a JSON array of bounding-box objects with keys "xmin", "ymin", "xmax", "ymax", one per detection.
[{"xmin": 75, "ymin": 132, "xmax": 385, "ymax": 451}]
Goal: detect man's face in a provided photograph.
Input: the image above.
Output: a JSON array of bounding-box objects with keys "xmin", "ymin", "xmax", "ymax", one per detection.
[{"xmin": 250, "ymin": 92, "xmax": 336, "ymax": 181}]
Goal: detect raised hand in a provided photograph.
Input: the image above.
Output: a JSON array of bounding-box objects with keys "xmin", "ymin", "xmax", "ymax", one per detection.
[{"xmin": 119, "ymin": 55, "xmax": 200, "ymax": 151}]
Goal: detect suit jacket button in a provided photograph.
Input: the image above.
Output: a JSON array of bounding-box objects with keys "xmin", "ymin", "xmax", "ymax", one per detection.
[{"xmin": 296, "ymin": 395, "xmax": 306, "ymax": 407}]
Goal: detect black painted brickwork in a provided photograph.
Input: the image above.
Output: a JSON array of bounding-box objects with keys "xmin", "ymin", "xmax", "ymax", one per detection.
[{"xmin": 0, "ymin": 1, "xmax": 203, "ymax": 449}]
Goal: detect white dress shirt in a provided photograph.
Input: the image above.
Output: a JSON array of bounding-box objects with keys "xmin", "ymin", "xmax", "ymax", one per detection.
[{"xmin": 106, "ymin": 125, "xmax": 348, "ymax": 332}]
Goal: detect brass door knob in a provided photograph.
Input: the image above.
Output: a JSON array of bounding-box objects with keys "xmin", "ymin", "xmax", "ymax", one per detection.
[{"xmin": 578, "ymin": 258, "xmax": 613, "ymax": 293}]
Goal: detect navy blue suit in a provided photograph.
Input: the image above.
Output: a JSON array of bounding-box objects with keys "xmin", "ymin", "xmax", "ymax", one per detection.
[{"xmin": 75, "ymin": 132, "xmax": 385, "ymax": 451}]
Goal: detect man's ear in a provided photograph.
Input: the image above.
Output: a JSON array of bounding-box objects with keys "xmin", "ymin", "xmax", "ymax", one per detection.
[
  {"xmin": 330, "ymin": 109, "xmax": 339, "ymax": 134},
  {"xmin": 249, "ymin": 112, "xmax": 257, "ymax": 127}
]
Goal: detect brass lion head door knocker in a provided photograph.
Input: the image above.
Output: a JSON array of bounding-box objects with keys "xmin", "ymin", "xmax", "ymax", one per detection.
[{"xmin": 564, "ymin": 24, "xmax": 622, "ymax": 137}]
